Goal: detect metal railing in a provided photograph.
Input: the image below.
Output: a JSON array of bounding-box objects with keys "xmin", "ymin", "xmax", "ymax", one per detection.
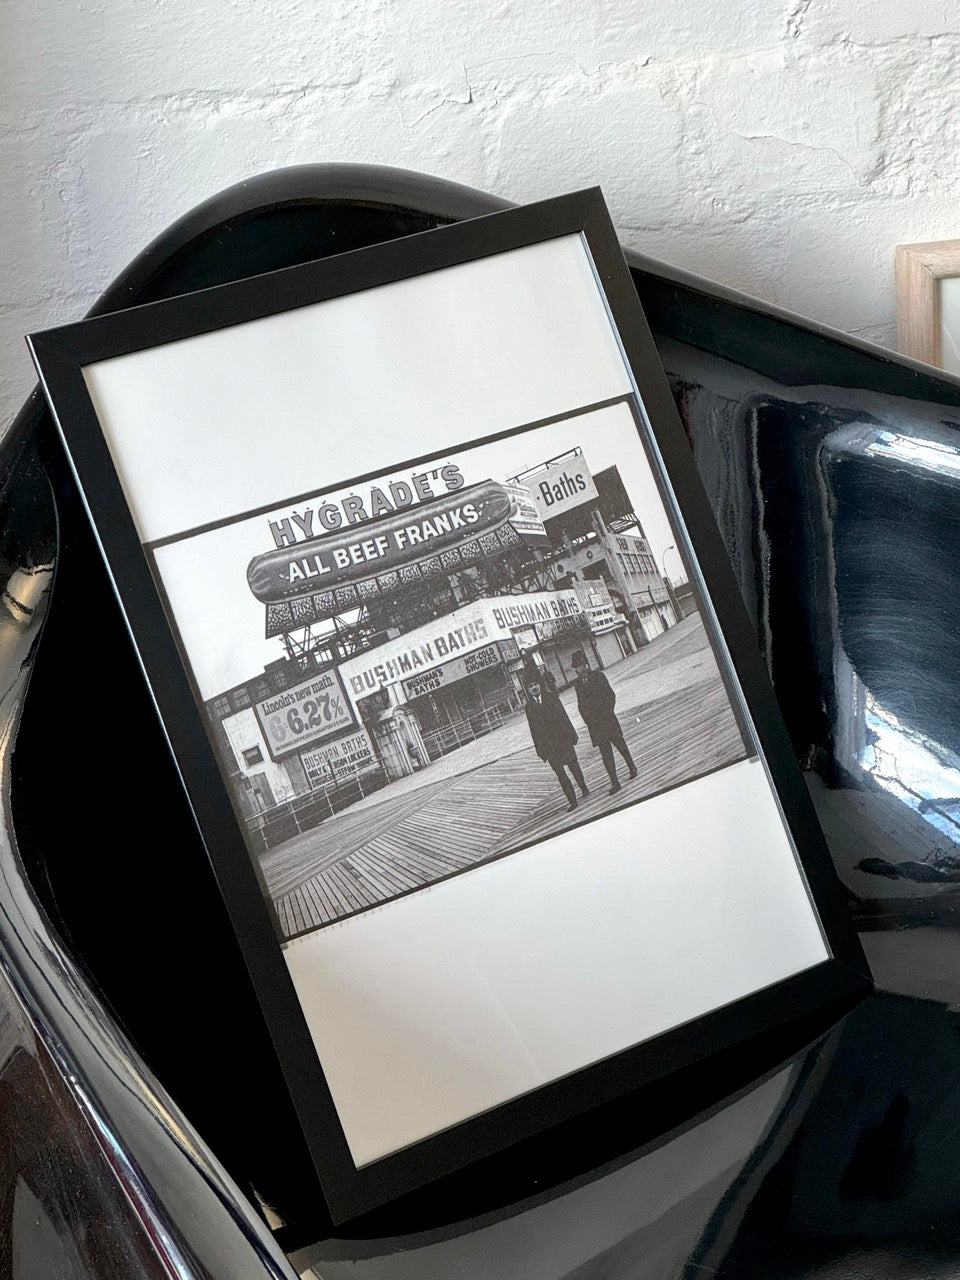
[
  {"xmin": 246, "ymin": 699, "xmax": 522, "ymax": 849},
  {"xmin": 420, "ymin": 697, "xmax": 519, "ymax": 760},
  {"xmin": 246, "ymin": 767, "xmax": 389, "ymax": 851}
]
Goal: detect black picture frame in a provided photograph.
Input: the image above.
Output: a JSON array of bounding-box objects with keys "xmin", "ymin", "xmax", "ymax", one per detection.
[{"xmin": 28, "ymin": 189, "xmax": 871, "ymax": 1224}]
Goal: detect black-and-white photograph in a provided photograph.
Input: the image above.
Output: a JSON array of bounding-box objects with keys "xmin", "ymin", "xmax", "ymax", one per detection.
[
  {"xmin": 174, "ymin": 399, "xmax": 749, "ymax": 939},
  {"xmin": 33, "ymin": 201, "xmax": 848, "ymax": 1209}
]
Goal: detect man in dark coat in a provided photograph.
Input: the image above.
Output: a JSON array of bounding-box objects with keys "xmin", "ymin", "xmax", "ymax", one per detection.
[
  {"xmin": 524, "ymin": 676, "xmax": 588, "ymax": 811},
  {"xmin": 521, "ymin": 650, "xmax": 557, "ymax": 694},
  {"xmin": 571, "ymin": 650, "xmax": 637, "ymax": 794}
]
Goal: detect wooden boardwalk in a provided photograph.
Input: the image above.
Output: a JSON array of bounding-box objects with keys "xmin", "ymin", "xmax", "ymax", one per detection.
[{"xmin": 268, "ymin": 672, "xmax": 747, "ymax": 939}]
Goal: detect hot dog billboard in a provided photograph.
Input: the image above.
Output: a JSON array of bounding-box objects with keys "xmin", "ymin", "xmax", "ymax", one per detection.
[
  {"xmin": 248, "ymin": 479, "xmax": 511, "ymax": 603},
  {"xmin": 249, "ymin": 464, "xmax": 548, "ymax": 637}
]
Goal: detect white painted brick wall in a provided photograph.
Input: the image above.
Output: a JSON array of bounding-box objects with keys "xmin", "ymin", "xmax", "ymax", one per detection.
[{"xmin": 4, "ymin": 0, "xmax": 960, "ymax": 417}]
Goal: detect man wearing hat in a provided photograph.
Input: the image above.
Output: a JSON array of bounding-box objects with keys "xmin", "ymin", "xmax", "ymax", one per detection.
[
  {"xmin": 571, "ymin": 651, "xmax": 638, "ymax": 795},
  {"xmin": 523, "ymin": 674, "xmax": 588, "ymax": 812}
]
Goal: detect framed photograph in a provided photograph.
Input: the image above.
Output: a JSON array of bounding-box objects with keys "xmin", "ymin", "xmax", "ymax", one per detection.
[
  {"xmin": 29, "ymin": 190, "xmax": 870, "ymax": 1223},
  {"xmin": 896, "ymin": 238, "xmax": 960, "ymax": 372}
]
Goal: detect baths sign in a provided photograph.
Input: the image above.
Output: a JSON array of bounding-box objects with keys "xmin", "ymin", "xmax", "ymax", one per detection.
[{"xmin": 522, "ymin": 453, "xmax": 598, "ymax": 521}]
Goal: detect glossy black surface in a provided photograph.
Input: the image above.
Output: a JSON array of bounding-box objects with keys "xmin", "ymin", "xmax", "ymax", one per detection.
[{"xmin": 5, "ymin": 165, "xmax": 960, "ymax": 1275}]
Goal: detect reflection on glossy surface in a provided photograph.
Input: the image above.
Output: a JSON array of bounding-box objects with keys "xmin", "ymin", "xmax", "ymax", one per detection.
[
  {"xmin": 711, "ymin": 991, "xmax": 960, "ymax": 1277},
  {"xmin": 297, "ymin": 1058, "xmax": 813, "ymax": 1279},
  {"xmin": 817, "ymin": 420, "xmax": 960, "ymax": 886},
  {"xmin": 0, "ymin": 443, "xmax": 164, "ymax": 1279},
  {"xmin": 647, "ymin": 333, "xmax": 960, "ymax": 918},
  {"xmin": 294, "ymin": 991, "xmax": 960, "ymax": 1277},
  {"xmin": 0, "ymin": 436, "xmax": 299, "ymax": 1276},
  {"xmin": 7, "ymin": 165, "xmax": 960, "ymax": 1276},
  {"xmin": 0, "ymin": 1002, "xmax": 163, "ymax": 1279},
  {"xmin": 861, "ymin": 693, "xmax": 960, "ymax": 852}
]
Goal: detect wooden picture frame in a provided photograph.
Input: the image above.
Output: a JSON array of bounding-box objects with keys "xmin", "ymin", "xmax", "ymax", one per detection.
[
  {"xmin": 896, "ymin": 239, "xmax": 960, "ymax": 372},
  {"xmin": 28, "ymin": 189, "xmax": 871, "ymax": 1224}
]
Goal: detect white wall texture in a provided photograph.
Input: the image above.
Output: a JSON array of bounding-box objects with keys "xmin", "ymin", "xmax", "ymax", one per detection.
[{"xmin": 3, "ymin": 0, "xmax": 960, "ymax": 420}]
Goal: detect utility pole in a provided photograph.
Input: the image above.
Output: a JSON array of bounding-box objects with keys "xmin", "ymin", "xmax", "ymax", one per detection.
[{"xmin": 660, "ymin": 544, "xmax": 683, "ymax": 623}]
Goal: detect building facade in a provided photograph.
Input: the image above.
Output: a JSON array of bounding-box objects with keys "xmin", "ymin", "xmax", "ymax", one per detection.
[{"xmin": 204, "ymin": 448, "xmax": 683, "ymax": 848}]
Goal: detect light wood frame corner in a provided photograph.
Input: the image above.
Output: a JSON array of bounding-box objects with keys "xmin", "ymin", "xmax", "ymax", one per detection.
[{"xmin": 896, "ymin": 239, "xmax": 960, "ymax": 367}]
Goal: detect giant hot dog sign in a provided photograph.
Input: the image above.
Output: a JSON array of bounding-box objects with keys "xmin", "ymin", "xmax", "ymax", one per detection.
[{"xmin": 248, "ymin": 467, "xmax": 545, "ymax": 626}]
